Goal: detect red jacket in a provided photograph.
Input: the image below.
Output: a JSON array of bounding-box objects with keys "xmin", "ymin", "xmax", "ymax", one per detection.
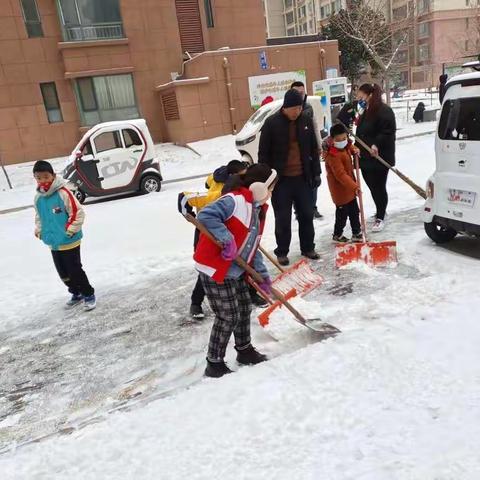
[
  {"xmin": 325, "ymin": 144, "xmax": 358, "ymax": 206},
  {"xmin": 194, "ymin": 188, "xmax": 268, "ymax": 282}
]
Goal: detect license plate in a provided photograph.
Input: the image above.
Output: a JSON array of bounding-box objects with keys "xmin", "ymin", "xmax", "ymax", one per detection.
[{"xmin": 447, "ymin": 189, "xmax": 477, "ymax": 207}]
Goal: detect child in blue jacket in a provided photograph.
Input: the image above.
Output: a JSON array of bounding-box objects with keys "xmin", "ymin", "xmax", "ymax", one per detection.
[{"xmin": 33, "ymin": 161, "xmax": 96, "ymax": 311}]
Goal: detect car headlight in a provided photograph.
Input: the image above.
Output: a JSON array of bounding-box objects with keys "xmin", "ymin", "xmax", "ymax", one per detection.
[{"xmin": 235, "ymin": 135, "xmax": 256, "ymax": 146}]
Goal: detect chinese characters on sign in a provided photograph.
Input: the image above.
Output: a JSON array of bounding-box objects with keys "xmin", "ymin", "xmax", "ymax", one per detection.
[{"xmin": 248, "ymin": 70, "xmax": 307, "ymax": 109}]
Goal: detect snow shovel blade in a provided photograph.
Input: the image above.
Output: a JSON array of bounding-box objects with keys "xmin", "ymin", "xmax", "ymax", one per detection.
[
  {"xmin": 334, "ymin": 241, "xmax": 398, "ymax": 268},
  {"xmin": 270, "ymin": 258, "xmax": 324, "ymax": 297},
  {"xmin": 257, "ymin": 289, "xmax": 340, "ymax": 335}
]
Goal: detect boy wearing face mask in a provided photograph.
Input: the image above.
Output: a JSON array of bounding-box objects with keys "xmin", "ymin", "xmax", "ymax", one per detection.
[
  {"xmin": 325, "ymin": 124, "xmax": 363, "ymax": 243},
  {"xmin": 33, "ymin": 161, "xmax": 96, "ymax": 311}
]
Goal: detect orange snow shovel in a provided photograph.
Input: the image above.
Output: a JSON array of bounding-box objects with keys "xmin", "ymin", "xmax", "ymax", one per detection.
[
  {"xmin": 335, "ymin": 154, "xmax": 398, "ymax": 268},
  {"xmin": 185, "ymin": 214, "xmax": 339, "ymax": 335}
]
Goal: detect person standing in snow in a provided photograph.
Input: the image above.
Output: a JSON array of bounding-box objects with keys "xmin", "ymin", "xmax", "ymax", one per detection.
[
  {"xmin": 194, "ymin": 164, "xmax": 277, "ymax": 378},
  {"xmin": 413, "ymin": 102, "xmax": 426, "ymax": 123},
  {"xmin": 291, "ymin": 80, "xmax": 323, "ymax": 220},
  {"xmin": 355, "ymin": 83, "xmax": 396, "ymax": 233},
  {"xmin": 324, "ymin": 123, "xmax": 362, "ymax": 243},
  {"xmin": 178, "ymin": 160, "xmax": 268, "ymax": 319},
  {"xmin": 258, "ymin": 89, "xmax": 321, "ymax": 266},
  {"xmin": 33, "ymin": 160, "xmax": 96, "ymax": 311}
]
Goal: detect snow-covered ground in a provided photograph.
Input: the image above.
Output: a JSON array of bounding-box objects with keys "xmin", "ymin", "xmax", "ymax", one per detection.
[{"xmin": 1, "ymin": 131, "xmax": 480, "ymax": 479}]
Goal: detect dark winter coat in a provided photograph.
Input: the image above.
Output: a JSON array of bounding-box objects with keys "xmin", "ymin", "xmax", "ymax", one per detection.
[
  {"xmin": 413, "ymin": 102, "xmax": 425, "ymax": 123},
  {"xmin": 258, "ymin": 110, "xmax": 321, "ymax": 185},
  {"xmin": 336, "ymin": 102, "xmax": 357, "ymax": 129},
  {"xmin": 356, "ymin": 103, "xmax": 396, "ymax": 171}
]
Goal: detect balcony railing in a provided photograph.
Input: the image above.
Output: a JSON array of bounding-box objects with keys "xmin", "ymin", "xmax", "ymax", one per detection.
[{"xmin": 63, "ymin": 22, "xmax": 124, "ymax": 42}]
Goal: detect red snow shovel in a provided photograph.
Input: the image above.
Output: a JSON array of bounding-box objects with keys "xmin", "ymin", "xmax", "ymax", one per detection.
[
  {"xmin": 185, "ymin": 214, "xmax": 339, "ymax": 335},
  {"xmin": 335, "ymin": 154, "xmax": 398, "ymax": 268}
]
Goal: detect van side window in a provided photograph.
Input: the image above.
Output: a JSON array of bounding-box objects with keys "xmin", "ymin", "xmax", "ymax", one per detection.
[
  {"xmin": 439, "ymin": 98, "xmax": 480, "ymax": 141},
  {"xmin": 94, "ymin": 131, "xmax": 123, "ymax": 153},
  {"xmin": 123, "ymin": 129, "xmax": 142, "ymax": 148}
]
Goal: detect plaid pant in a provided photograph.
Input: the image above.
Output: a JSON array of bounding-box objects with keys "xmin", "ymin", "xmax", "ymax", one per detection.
[{"xmin": 200, "ymin": 273, "xmax": 252, "ymax": 361}]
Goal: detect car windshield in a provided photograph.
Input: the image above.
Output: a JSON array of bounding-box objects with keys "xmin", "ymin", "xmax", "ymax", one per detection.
[
  {"xmin": 438, "ymin": 97, "xmax": 480, "ymax": 141},
  {"xmin": 247, "ymin": 104, "xmax": 277, "ymax": 125}
]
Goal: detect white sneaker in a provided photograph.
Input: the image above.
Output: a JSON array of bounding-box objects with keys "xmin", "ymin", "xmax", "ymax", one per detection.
[{"xmin": 371, "ymin": 219, "xmax": 385, "ymax": 232}]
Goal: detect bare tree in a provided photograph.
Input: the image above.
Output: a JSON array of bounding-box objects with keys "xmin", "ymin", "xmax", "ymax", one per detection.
[{"xmin": 331, "ymin": 0, "xmax": 414, "ymax": 103}]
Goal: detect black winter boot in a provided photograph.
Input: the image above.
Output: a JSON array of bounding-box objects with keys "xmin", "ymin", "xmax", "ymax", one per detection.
[
  {"xmin": 204, "ymin": 359, "xmax": 232, "ymax": 378},
  {"xmin": 235, "ymin": 345, "xmax": 268, "ymax": 365}
]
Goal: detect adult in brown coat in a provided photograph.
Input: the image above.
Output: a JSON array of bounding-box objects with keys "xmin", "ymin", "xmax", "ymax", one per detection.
[{"xmin": 325, "ymin": 124, "xmax": 362, "ymax": 243}]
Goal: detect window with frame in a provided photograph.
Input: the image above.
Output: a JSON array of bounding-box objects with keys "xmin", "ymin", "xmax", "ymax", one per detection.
[
  {"xmin": 94, "ymin": 131, "xmax": 123, "ymax": 153},
  {"xmin": 57, "ymin": 0, "xmax": 124, "ymax": 42},
  {"xmin": 122, "ymin": 129, "xmax": 142, "ymax": 148},
  {"xmin": 284, "ymin": 0, "xmax": 293, "ymax": 8},
  {"xmin": 418, "ymin": 22, "xmax": 429, "ymax": 38},
  {"xmin": 287, "ymin": 27, "xmax": 295, "ymax": 36},
  {"xmin": 204, "ymin": 0, "xmax": 214, "ymax": 28},
  {"xmin": 20, "ymin": 0, "xmax": 43, "ymax": 38},
  {"xmin": 286, "ymin": 11, "xmax": 294, "ymax": 24},
  {"xmin": 418, "ymin": 44, "xmax": 429, "ymax": 61},
  {"xmin": 74, "ymin": 73, "xmax": 139, "ymax": 126},
  {"xmin": 40, "ymin": 82, "xmax": 63, "ymax": 123}
]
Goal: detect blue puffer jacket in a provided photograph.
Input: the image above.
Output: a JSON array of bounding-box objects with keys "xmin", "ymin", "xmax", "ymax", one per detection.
[{"xmin": 34, "ymin": 177, "xmax": 84, "ymax": 251}]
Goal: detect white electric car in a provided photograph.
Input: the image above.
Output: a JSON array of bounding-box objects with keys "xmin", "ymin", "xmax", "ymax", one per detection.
[
  {"xmin": 63, "ymin": 119, "xmax": 162, "ymax": 203},
  {"xmin": 235, "ymin": 96, "xmax": 332, "ymax": 164},
  {"xmin": 423, "ymin": 61, "xmax": 480, "ymax": 243}
]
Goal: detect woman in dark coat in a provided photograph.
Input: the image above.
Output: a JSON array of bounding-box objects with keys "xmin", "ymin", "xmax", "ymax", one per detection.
[
  {"xmin": 355, "ymin": 83, "xmax": 396, "ymax": 232},
  {"xmin": 413, "ymin": 102, "xmax": 425, "ymax": 123}
]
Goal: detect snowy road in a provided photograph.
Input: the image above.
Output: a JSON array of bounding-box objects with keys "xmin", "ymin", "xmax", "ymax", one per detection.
[{"xmin": 2, "ymin": 133, "xmax": 480, "ymax": 478}]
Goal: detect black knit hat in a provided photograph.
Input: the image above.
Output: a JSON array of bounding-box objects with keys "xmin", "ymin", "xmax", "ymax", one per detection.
[
  {"xmin": 283, "ymin": 89, "xmax": 304, "ymax": 108},
  {"xmin": 33, "ymin": 160, "xmax": 54, "ymax": 175}
]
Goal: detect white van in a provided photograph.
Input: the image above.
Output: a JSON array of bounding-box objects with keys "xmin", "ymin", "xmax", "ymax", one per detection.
[
  {"xmin": 423, "ymin": 62, "xmax": 480, "ymax": 242},
  {"xmin": 63, "ymin": 119, "xmax": 162, "ymax": 203},
  {"xmin": 235, "ymin": 96, "xmax": 331, "ymax": 164}
]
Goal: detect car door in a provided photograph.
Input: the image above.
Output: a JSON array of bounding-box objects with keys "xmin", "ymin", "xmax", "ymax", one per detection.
[
  {"xmin": 75, "ymin": 140, "xmax": 102, "ymax": 190},
  {"xmin": 121, "ymin": 127, "xmax": 146, "ymax": 173},
  {"xmin": 91, "ymin": 128, "xmax": 133, "ymax": 190}
]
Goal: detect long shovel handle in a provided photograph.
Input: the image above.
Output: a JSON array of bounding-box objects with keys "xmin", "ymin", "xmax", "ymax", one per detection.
[
  {"xmin": 354, "ymin": 153, "xmax": 368, "ymax": 242},
  {"xmin": 338, "ymin": 120, "xmax": 427, "ymax": 199},
  {"xmin": 184, "ymin": 214, "xmax": 311, "ymax": 326},
  {"xmin": 258, "ymin": 245, "xmax": 286, "ymax": 273}
]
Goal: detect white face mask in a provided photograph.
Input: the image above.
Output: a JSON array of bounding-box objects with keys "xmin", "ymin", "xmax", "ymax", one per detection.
[{"xmin": 334, "ymin": 140, "xmax": 348, "ymax": 150}]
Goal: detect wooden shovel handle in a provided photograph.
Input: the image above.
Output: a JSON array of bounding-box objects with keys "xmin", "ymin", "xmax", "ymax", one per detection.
[
  {"xmin": 258, "ymin": 245, "xmax": 286, "ymax": 273},
  {"xmin": 184, "ymin": 214, "xmax": 309, "ymax": 325},
  {"xmin": 354, "ymin": 153, "xmax": 367, "ymax": 242},
  {"xmin": 338, "ymin": 120, "xmax": 427, "ymax": 199}
]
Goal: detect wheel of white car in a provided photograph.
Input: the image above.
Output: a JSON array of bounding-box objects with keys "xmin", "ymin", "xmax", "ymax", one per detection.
[
  {"xmin": 140, "ymin": 175, "xmax": 161, "ymax": 194},
  {"xmin": 242, "ymin": 153, "xmax": 253, "ymax": 165},
  {"xmin": 424, "ymin": 221, "xmax": 457, "ymax": 244},
  {"xmin": 74, "ymin": 189, "xmax": 86, "ymax": 204}
]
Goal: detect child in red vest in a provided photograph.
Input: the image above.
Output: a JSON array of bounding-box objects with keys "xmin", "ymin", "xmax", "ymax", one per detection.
[{"xmin": 194, "ymin": 164, "xmax": 277, "ymax": 378}]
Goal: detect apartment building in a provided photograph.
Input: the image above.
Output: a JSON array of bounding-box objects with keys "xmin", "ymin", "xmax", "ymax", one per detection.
[
  {"xmin": 0, "ymin": 0, "xmax": 267, "ymax": 164},
  {"xmin": 283, "ymin": 0, "xmax": 318, "ymax": 36},
  {"xmin": 264, "ymin": 0, "xmax": 287, "ymax": 38},
  {"xmin": 389, "ymin": 0, "xmax": 479, "ymax": 88}
]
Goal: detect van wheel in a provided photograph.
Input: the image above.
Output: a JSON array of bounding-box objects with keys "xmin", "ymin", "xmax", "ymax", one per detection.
[
  {"xmin": 140, "ymin": 175, "xmax": 161, "ymax": 194},
  {"xmin": 424, "ymin": 221, "xmax": 457, "ymax": 244},
  {"xmin": 74, "ymin": 189, "xmax": 86, "ymax": 204},
  {"xmin": 241, "ymin": 153, "xmax": 253, "ymax": 165}
]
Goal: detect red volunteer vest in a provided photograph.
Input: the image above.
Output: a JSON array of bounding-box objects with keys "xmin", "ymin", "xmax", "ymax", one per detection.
[{"xmin": 194, "ymin": 187, "xmax": 268, "ymax": 283}]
